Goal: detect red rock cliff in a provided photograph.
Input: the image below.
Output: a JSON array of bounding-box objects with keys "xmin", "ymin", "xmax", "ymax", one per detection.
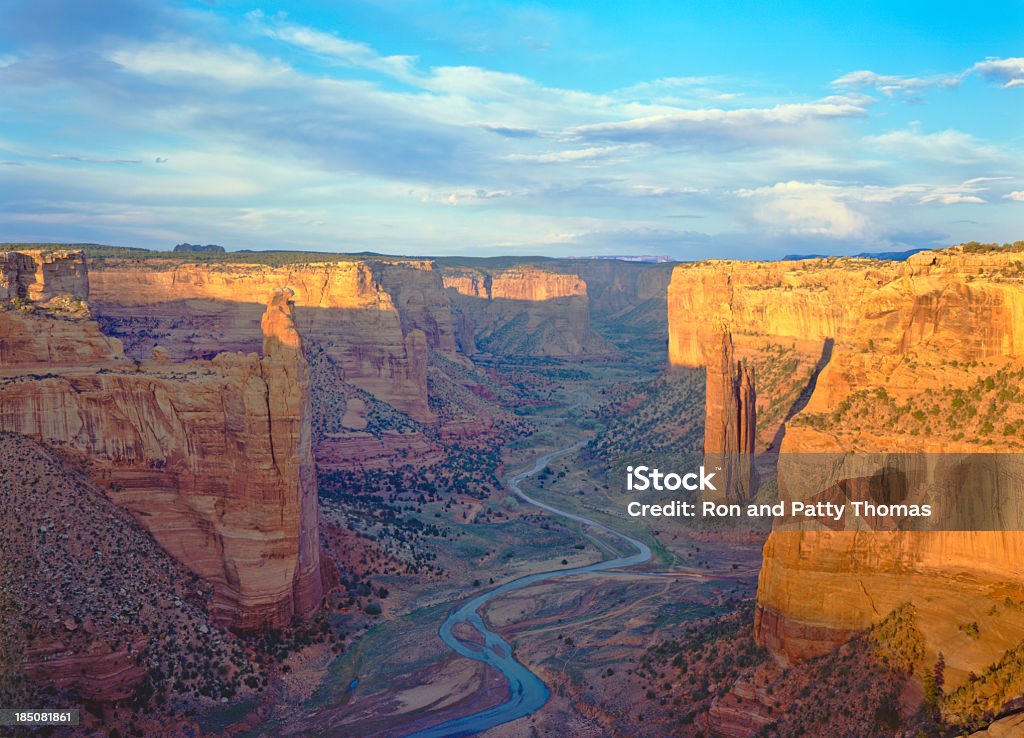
[
  {"xmin": 1, "ymin": 249, "xmax": 89, "ymax": 301},
  {"xmin": 87, "ymin": 259, "xmax": 431, "ymax": 420},
  {"xmin": 669, "ymin": 249, "xmax": 1024, "ymax": 709},
  {"xmin": 442, "ymin": 266, "xmax": 617, "ymax": 357},
  {"xmin": 0, "ymin": 285, "xmax": 323, "ymax": 630}
]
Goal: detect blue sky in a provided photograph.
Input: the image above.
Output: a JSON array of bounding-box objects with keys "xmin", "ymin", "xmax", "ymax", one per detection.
[{"xmin": 0, "ymin": 0, "xmax": 1021, "ymax": 259}]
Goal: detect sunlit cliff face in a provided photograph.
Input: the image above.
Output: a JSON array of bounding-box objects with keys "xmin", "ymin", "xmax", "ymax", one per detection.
[{"xmin": 665, "ymin": 247, "xmax": 1024, "ymax": 716}]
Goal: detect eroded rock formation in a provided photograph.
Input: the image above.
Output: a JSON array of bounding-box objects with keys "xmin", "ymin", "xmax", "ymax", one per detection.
[
  {"xmin": 87, "ymin": 259, "xmax": 431, "ymax": 420},
  {"xmin": 668, "ymin": 248, "xmax": 1024, "ymax": 712},
  {"xmin": 0, "ymin": 249, "xmax": 89, "ymax": 302},
  {"xmin": 443, "ymin": 266, "xmax": 617, "ymax": 357},
  {"xmin": 703, "ymin": 327, "xmax": 757, "ymax": 501},
  {"xmin": 261, "ymin": 289, "xmax": 324, "ymax": 618},
  {"xmin": 0, "ymin": 284, "xmax": 323, "ymax": 631}
]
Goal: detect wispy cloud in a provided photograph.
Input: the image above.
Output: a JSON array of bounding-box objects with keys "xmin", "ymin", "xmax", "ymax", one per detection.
[
  {"xmin": 247, "ymin": 10, "xmax": 417, "ymax": 80},
  {"xmin": 830, "ymin": 70, "xmax": 963, "ymax": 99},
  {"xmin": 568, "ymin": 101, "xmax": 867, "ymax": 148},
  {"xmin": 501, "ymin": 145, "xmax": 643, "ymax": 164},
  {"xmin": 832, "ymin": 56, "xmax": 1024, "ymax": 99},
  {"xmin": 48, "ymin": 154, "xmax": 142, "ymax": 164},
  {"xmin": 865, "ymin": 128, "xmax": 1002, "ymax": 164},
  {"xmin": 108, "ymin": 42, "xmax": 291, "ymax": 87}
]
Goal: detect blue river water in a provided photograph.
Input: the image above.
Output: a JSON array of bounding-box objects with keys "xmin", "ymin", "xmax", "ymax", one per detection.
[{"xmin": 403, "ymin": 441, "xmax": 652, "ymax": 738}]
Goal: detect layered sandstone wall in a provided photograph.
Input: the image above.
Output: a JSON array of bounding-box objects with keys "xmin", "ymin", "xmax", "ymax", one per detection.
[
  {"xmin": 442, "ymin": 266, "xmax": 617, "ymax": 357},
  {"xmin": 0, "ymin": 289, "xmax": 323, "ymax": 630},
  {"xmin": 668, "ymin": 249, "xmax": 1024, "ymax": 695},
  {"xmin": 369, "ymin": 260, "xmax": 458, "ymax": 355},
  {"xmin": 668, "ymin": 259, "xmax": 887, "ymax": 368},
  {"xmin": 0, "ymin": 250, "xmax": 89, "ymax": 301},
  {"xmin": 569, "ymin": 260, "xmax": 674, "ymax": 323},
  {"xmin": 87, "ymin": 259, "xmax": 431, "ymax": 420}
]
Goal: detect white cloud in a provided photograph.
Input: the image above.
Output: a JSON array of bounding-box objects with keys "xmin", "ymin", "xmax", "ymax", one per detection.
[
  {"xmin": 971, "ymin": 57, "xmax": 1024, "ymax": 88},
  {"xmin": 568, "ymin": 101, "xmax": 867, "ymax": 147},
  {"xmin": 737, "ymin": 181, "xmax": 868, "ymax": 238},
  {"xmin": 109, "ymin": 42, "xmax": 291, "ymax": 86},
  {"xmin": 248, "ymin": 10, "xmax": 417, "ymax": 80},
  {"xmin": 830, "ymin": 70, "xmax": 962, "ymax": 98},
  {"xmin": 736, "ymin": 179, "xmax": 990, "ymax": 238},
  {"xmin": 1005, "ymin": 191, "xmax": 1024, "ymax": 201},
  {"xmin": 865, "ymin": 128, "xmax": 1002, "ymax": 164}
]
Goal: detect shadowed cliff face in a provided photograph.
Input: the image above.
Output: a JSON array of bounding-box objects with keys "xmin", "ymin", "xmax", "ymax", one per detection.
[
  {"xmin": 442, "ymin": 266, "xmax": 618, "ymax": 357},
  {"xmin": 0, "ymin": 249, "xmax": 89, "ymax": 302},
  {"xmin": 87, "ymin": 259, "xmax": 433, "ymax": 421},
  {"xmin": 0, "ymin": 282, "xmax": 323, "ymax": 631},
  {"xmin": 568, "ymin": 260, "xmax": 674, "ymax": 325},
  {"xmin": 668, "ymin": 248, "xmax": 1024, "ymax": 713},
  {"xmin": 369, "ymin": 260, "xmax": 459, "ymax": 356}
]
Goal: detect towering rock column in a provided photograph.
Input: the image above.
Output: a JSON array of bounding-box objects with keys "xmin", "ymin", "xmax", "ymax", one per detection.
[
  {"xmin": 404, "ymin": 328, "xmax": 430, "ymax": 418},
  {"xmin": 261, "ymin": 289, "xmax": 324, "ymax": 618},
  {"xmin": 703, "ymin": 327, "xmax": 757, "ymax": 501}
]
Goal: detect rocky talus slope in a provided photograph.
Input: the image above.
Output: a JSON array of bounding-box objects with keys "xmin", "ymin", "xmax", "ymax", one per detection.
[{"xmin": 0, "ymin": 433, "xmax": 261, "ymax": 711}]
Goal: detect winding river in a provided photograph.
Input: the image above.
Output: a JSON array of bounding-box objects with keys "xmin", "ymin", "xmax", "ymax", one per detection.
[{"xmin": 404, "ymin": 441, "xmax": 652, "ymax": 738}]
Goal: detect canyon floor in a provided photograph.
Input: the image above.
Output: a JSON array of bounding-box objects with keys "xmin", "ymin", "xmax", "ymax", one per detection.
[{"xmin": 219, "ymin": 343, "xmax": 764, "ymax": 738}]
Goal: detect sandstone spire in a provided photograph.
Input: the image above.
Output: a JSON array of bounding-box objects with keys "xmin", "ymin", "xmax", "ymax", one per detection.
[
  {"xmin": 261, "ymin": 288, "xmax": 324, "ymax": 618},
  {"xmin": 703, "ymin": 326, "xmax": 757, "ymax": 501}
]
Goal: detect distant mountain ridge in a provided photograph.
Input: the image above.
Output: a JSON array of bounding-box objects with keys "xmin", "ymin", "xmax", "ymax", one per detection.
[{"xmin": 782, "ymin": 248, "xmax": 927, "ymax": 261}]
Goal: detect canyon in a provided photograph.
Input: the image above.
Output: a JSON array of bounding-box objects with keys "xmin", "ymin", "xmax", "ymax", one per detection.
[
  {"xmin": 84, "ymin": 257, "xmax": 639, "ymax": 422},
  {"xmin": 6, "ymin": 240, "xmax": 1024, "ymax": 734},
  {"xmin": 0, "ymin": 248, "xmax": 663, "ymax": 634}
]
